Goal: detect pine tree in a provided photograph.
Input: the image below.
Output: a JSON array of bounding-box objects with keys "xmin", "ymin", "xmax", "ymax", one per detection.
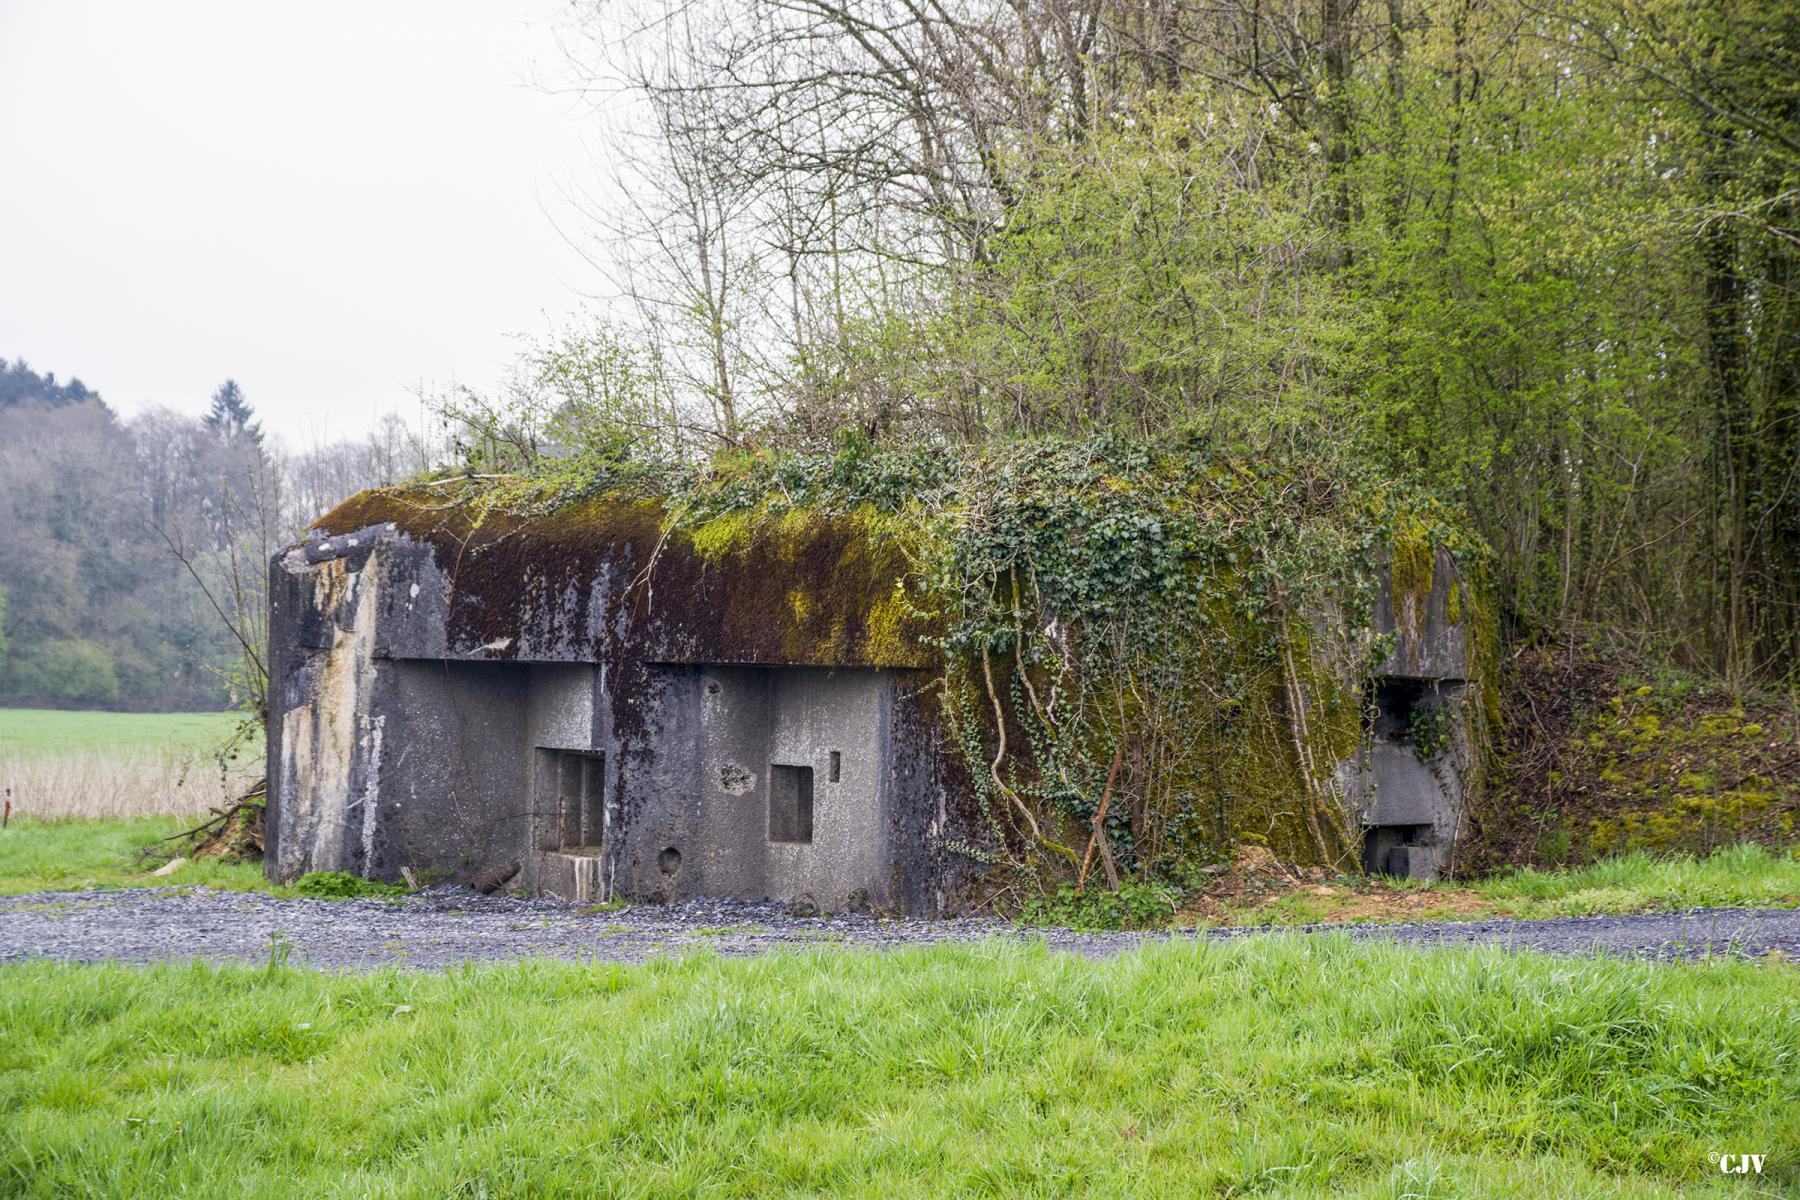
[{"xmin": 203, "ymin": 379, "xmax": 263, "ymax": 446}]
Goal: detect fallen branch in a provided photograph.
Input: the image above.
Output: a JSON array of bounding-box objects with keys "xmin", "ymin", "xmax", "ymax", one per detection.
[
  {"xmin": 1077, "ymin": 741, "xmax": 1125, "ymax": 894},
  {"xmin": 165, "ymin": 778, "xmax": 267, "ymax": 861}
]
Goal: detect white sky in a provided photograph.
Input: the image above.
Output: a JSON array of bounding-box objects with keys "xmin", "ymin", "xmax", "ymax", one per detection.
[{"xmin": 1, "ymin": 1, "xmax": 605, "ymax": 444}]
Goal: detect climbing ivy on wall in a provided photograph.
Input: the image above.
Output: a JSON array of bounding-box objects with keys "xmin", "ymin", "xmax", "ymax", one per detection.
[{"xmin": 355, "ymin": 432, "xmax": 1490, "ymax": 894}]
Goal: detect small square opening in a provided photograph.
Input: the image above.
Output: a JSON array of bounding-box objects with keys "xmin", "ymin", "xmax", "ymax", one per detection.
[
  {"xmin": 768, "ymin": 763, "xmax": 814, "ymax": 843},
  {"xmin": 1369, "ymin": 678, "xmax": 1430, "ymax": 742},
  {"xmin": 541, "ymin": 749, "xmax": 605, "ymax": 851}
]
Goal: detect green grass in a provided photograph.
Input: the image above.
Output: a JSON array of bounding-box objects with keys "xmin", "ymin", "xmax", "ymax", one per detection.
[
  {"xmin": 1478, "ymin": 844, "xmax": 1800, "ymax": 915},
  {"xmin": 0, "ymin": 707, "xmax": 252, "ymax": 758},
  {"xmin": 0, "ymin": 940, "xmax": 1794, "ymax": 1198},
  {"xmin": 0, "ymin": 818, "xmax": 272, "ymax": 895}
]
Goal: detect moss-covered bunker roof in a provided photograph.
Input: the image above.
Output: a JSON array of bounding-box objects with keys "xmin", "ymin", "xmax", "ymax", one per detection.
[{"xmin": 313, "ymin": 485, "xmax": 938, "ymax": 669}]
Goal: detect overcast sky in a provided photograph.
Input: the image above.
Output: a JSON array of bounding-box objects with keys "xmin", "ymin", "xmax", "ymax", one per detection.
[{"xmin": 1, "ymin": 1, "xmax": 603, "ymax": 444}]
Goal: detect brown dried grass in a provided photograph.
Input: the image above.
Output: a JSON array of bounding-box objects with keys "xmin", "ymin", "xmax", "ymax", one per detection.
[{"xmin": 0, "ymin": 749, "xmax": 257, "ymax": 822}]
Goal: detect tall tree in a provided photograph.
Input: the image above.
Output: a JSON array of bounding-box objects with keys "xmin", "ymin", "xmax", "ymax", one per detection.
[
  {"xmin": 203, "ymin": 379, "xmax": 263, "ymax": 447},
  {"xmin": 540, "ymin": 0, "xmax": 1797, "ymax": 682}
]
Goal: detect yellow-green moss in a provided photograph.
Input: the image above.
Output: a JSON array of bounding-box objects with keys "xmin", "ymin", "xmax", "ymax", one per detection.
[
  {"xmin": 863, "ymin": 587, "xmax": 916, "ymax": 667},
  {"xmin": 1391, "ymin": 519, "xmax": 1437, "ymax": 605},
  {"xmin": 685, "ymin": 510, "xmax": 755, "ymax": 563}
]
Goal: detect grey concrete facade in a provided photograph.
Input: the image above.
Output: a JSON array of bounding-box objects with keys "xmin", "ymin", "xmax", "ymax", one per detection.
[
  {"xmin": 267, "ymin": 505, "xmax": 1481, "ymax": 910},
  {"xmin": 1348, "ymin": 545, "xmax": 1482, "ymax": 880},
  {"xmin": 265, "ymin": 510, "xmax": 968, "ymax": 914}
]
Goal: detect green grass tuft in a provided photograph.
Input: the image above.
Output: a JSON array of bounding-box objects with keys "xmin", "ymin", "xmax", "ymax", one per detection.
[
  {"xmin": 0, "ymin": 939, "xmax": 1794, "ymax": 1197},
  {"xmin": 0, "ymin": 818, "xmax": 272, "ymax": 896},
  {"xmin": 1478, "ymin": 843, "xmax": 1800, "ymax": 914},
  {"xmin": 291, "ymin": 871, "xmax": 407, "ymax": 900}
]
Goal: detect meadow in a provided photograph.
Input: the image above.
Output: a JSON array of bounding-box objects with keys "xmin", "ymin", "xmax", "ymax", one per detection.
[
  {"xmin": 0, "ymin": 817, "xmax": 272, "ymax": 895},
  {"xmin": 0, "ymin": 708, "xmax": 260, "ymax": 823},
  {"xmin": 0, "ymin": 938, "xmax": 1794, "ymax": 1198},
  {"xmin": 3, "ymin": 720, "xmax": 1798, "ymax": 1198},
  {"xmin": 0, "ymin": 709, "xmax": 251, "ymax": 757},
  {"xmin": 1202, "ymin": 844, "xmax": 1800, "ymax": 928}
]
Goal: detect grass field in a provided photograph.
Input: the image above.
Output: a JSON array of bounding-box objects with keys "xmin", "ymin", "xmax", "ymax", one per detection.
[
  {"xmin": 1211, "ymin": 844, "xmax": 1800, "ymax": 927},
  {"xmin": 0, "ymin": 939, "xmax": 1794, "ymax": 1198},
  {"xmin": 1476, "ymin": 845, "xmax": 1800, "ymax": 913},
  {"xmin": 0, "ymin": 817, "xmax": 272, "ymax": 895},
  {"xmin": 0, "ymin": 708, "xmax": 261, "ymax": 822},
  {"xmin": 0, "ymin": 708, "xmax": 251, "ymax": 757}
]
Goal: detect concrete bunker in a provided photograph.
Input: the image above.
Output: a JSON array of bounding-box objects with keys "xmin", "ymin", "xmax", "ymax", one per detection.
[{"xmin": 266, "ymin": 489, "xmax": 1486, "ymax": 912}]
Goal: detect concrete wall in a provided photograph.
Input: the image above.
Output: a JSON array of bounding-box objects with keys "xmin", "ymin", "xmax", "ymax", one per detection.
[
  {"xmin": 605, "ymin": 665, "xmax": 900, "ymax": 911},
  {"xmin": 266, "ymin": 545, "xmax": 383, "ymax": 882},
  {"xmin": 1346, "ymin": 545, "xmax": 1480, "ymax": 879},
  {"xmin": 268, "ymin": 526, "xmax": 954, "ymax": 907}
]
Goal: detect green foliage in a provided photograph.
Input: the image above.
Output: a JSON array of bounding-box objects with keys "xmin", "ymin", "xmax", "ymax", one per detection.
[
  {"xmin": 1, "ymin": 639, "xmax": 120, "ymax": 706},
  {"xmin": 938, "ymin": 93, "xmax": 1365, "ymax": 437},
  {"xmin": 1016, "ymin": 879, "xmax": 1180, "ymax": 930},
  {"xmin": 291, "ymin": 871, "xmax": 406, "ymax": 900},
  {"xmin": 549, "ymin": 0, "xmax": 1798, "ymax": 682},
  {"xmin": 1408, "ymin": 693, "xmax": 1454, "ymax": 763},
  {"xmin": 435, "ymin": 315, "xmax": 674, "ymax": 473},
  {"xmin": 392, "ymin": 433, "xmax": 1490, "ymax": 891},
  {"xmin": 1573, "ymin": 679, "xmax": 1794, "ymax": 858},
  {"xmin": 202, "ymin": 379, "xmax": 262, "ymax": 447},
  {"xmin": 1, "ymin": 940, "xmax": 1794, "ymax": 1196},
  {"xmin": 0, "ymin": 393, "xmax": 251, "ymax": 712},
  {"xmin": 0, "ymin": 358, "xmax": 101, "ymax": 409}
]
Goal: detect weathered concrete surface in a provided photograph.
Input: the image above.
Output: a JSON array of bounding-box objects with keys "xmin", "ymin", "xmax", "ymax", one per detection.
[
  {"xmin": 3, "ymin": 889, "xmax": 1795, "ymax": 970},
  {"xmin": 1347, "ymin": 545, "xmax": 1482, "ymax": 881}
]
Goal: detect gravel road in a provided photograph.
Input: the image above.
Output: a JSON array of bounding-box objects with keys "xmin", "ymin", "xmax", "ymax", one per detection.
[{"xmin": 2, "ymin": 888, "xmax": 1797, "ymax": 969}]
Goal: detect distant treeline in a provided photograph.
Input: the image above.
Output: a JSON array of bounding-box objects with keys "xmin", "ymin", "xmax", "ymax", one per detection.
[{"xmin": 0, "ymin": 359, "xmax": 433, "ymax": 711}]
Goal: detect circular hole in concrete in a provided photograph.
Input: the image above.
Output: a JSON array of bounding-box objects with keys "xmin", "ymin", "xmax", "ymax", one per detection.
[
  {"xmin": 658, "ymin": 847, "xmax": 682, "ymax": 874},
  {"xmin": 706, "ymin": 681, "xmax": 721, "ymax": 695}
]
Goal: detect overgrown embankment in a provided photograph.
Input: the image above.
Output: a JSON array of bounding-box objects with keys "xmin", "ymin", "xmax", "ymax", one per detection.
[{"xmin": 1465, "ymin": 650, "xmax": 1800, "ymax": 873}]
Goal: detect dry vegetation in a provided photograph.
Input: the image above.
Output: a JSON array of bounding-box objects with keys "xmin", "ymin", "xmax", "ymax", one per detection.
[{"xmin": 0, "ymin": 749, "xmax": 255, "ymax": 822}]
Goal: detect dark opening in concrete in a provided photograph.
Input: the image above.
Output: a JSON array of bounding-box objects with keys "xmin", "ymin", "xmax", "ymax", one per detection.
[
  {"xmin": 768, "ymin": 763, "xmax": 814, "ymax": 843},
  {"xmin": 1363, "ymin": 823, "xmax": 1430, "ymax": 876},
  {"xmin": 658, "ymin": 846, "xmax": 682, "ymax": 874},
  {"xmin": 1370, "ymin": 678, "xmax": 1430, "ymax": 742},
  {"xmin": 828, "ymin": 750, "xmax": 842, "ymax": 783}
]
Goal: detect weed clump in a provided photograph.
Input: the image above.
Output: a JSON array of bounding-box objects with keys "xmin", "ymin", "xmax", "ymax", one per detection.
[
  {"xmin": 292, "ymin": 870, "xmax": 406, "ymax": 900},
  {"xmin": 1015, "ymin": 879, "xmax": 1181, "ymax": 930}
]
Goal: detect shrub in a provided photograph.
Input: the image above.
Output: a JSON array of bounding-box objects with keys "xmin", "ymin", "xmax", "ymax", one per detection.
[
  {"xmin": 292, "ymin": 870, "xmax": 405, "ymax": 900},
  {"xmin": 2, "ymin": 638, "xmax": 120, "ymax": 705},
  {"xmin": 1016, "ymin": 879, "xmax": 1180, "ymax": 930}
]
